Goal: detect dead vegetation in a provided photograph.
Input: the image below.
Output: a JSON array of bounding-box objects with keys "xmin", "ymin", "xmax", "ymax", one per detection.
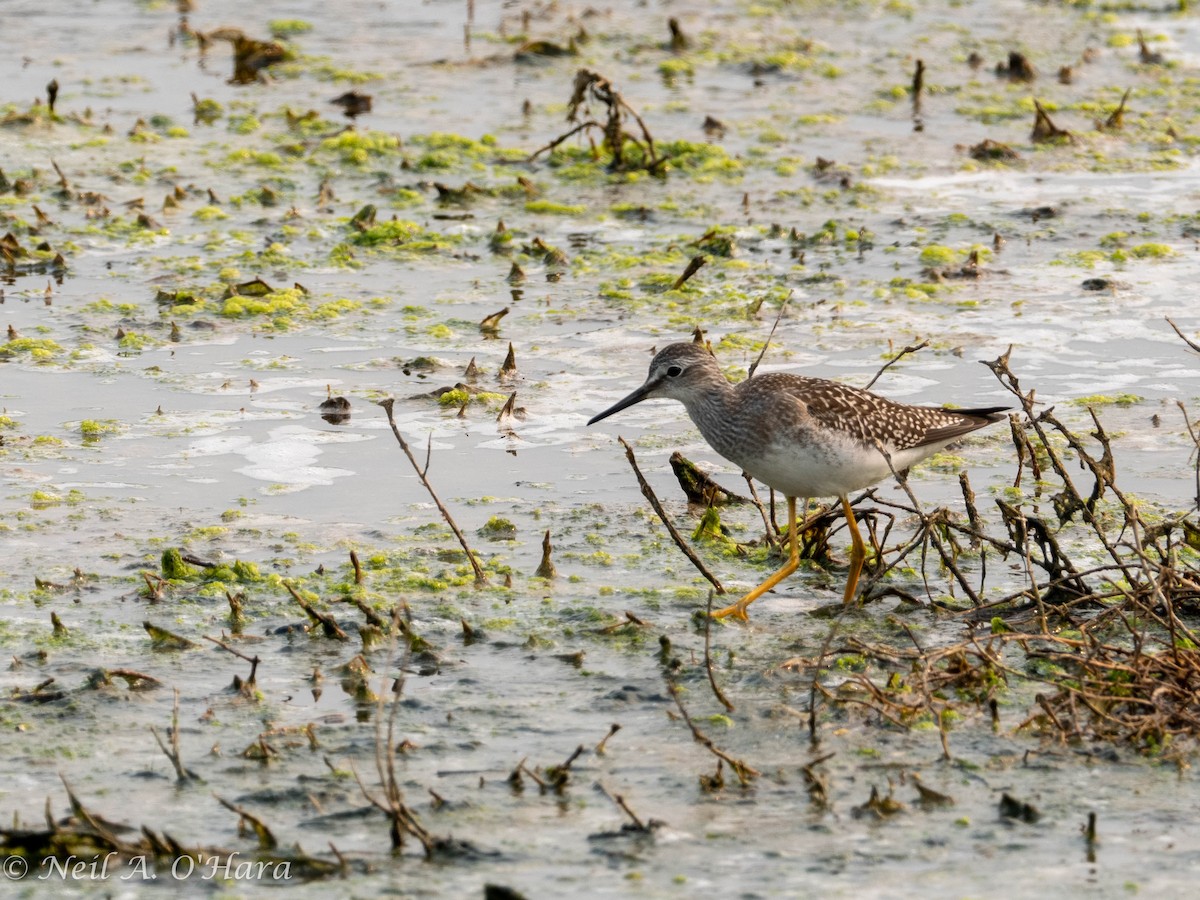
[
  {"xmin": 528, "ymin": 69, "xmax": 668, "ymax": 174},
  {"xmin": 201, "ymin": 28, "xmax": 287, "ymax": 85},
  {"xmin": 0, "ymin": 778, "xmax": 344, "ymax": 881},
  {"xmin": 808, "ymin": 338, "xmax": 1200, "ymax": 755}
]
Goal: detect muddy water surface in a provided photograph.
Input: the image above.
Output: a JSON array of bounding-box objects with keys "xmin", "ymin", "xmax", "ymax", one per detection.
[{"xmin": 3, "ymin": 0, "xmax": 1200, "ymax": 897}]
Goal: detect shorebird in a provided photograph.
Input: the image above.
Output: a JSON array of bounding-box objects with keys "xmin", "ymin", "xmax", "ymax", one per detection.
[{"xmin": 588, "ymin": 341, "xmax": 1007, "ymax": 620}]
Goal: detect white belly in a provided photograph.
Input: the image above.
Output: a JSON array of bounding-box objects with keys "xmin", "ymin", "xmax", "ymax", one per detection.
[{"xmin": 735, "ymin": 435, "xmax": 957, "ymax": 499}]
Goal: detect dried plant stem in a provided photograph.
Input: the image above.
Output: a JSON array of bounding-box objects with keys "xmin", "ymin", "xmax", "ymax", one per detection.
[
  {"xmin": 746, "ymin": 289, "xmax": 792, "ymax": 379},
  {"xmin": 528, "ymin": 69, "xmax": 666, "ymax": 173},
  {"xmin": 203, "ymin": 635, "xmax": 260, "ymax": 685},
  {"xmin": 527, "ymin": 121, "xmax": 594, "ymax": 160},
  {"xmin": 665, "ymin": 675, "xmax": 759, "ymax": 785},
  {"xmin": 703, "ymin": 591, "xmax": 735, "ymax": 712},
  {"xmin": 284, "ymin": 582, "xmax": 349, "ymax": 640},
  {"xmin": 618, "ymin": 436, "xmax": 725, "ymax": 593},
  {"xmin": 808, "ymin": 618, "xmax": 843, "ymax": 746},
  {"xmin": 352, "ymin": 608, "xmax": 436, "ymax": 856},
  {"xmin": 873, "ymin": 440, "xmax": 982, "ymax": 605},
  {"xmin": 380, "ymin": 398, "xmax": 487, "ymax": 585},
  {"xmin": 670, "ymin": 255, "xmax": 707, "ymax": 290},
  {"xmin": 1166, "ymin": 316, "xmax": 1200, "ymax": 355},
  {"xmin": 741, "ymin": 474, "xmax": 781, "ymax": 547},
  {"xmin": 864, "ymin": 339, "xmax": 929, "ymax": 391},
  {"xmin": 1176, "ymin": 400, "xmax": 1200, "ymax": 508},
  {"xmin": 214, "ymin": 795, "xmax": 277, "ymax": 849},
  {"xmin": 149, "ymin": 688, "xmax": 196, "ymax": 782},
  {"xmin": 595, "ymin": 782, "xmax": 658, "ymax": 832}
]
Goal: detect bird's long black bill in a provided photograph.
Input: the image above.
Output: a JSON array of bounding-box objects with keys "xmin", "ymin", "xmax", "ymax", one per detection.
[{"xmin": 587, "ymin": 382, "xmax": 654, "ymax": 425}]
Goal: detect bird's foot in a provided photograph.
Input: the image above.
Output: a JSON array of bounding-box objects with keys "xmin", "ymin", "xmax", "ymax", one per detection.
[{"xmin": 710, "ymin": 599, "xmax": 751, "ymax": 622}]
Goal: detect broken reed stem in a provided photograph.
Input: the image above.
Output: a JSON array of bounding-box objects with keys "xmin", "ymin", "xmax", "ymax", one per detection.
[
  {"xmin": 807, "ymin": 618, "xmax": 844, "ymax": 747},
  {"xmin": 544, "ymin": 745, "xmax": 586, "ymax": 792},
  {"xmin": 142, "ymin": 571, "xmax": 165, "ymax": 601},
  {"xmin": 1176, "ymin": 400, "xmax": 1200, "ymax": 509},
  {"xmin": 214, "ymin": 795, "xmax": 277, "ymax": 850},
  {"xmin": 377, "ymin": 615, "xmax": 433, "ymax": 855},
  {"xmin": 203, "ymin": 635, "xmax": 260, "ymax": 685},
  {"xmin": 284, "ymin": 582, "xmax": 349, "ymax": 640},
  {"xmin": 873, "ymin": 440, "xmax": 982, "ymax": 605},
  {"xmin": 665, "ymin": 674, "xmax": 759, "ymax": 785},
  {"xmin": 379, "ymin": 398, "xmax": 487, "ymax": 586},
  {"xmin": 149, "ymin": 687, "xmax": 195, "ymax": 782},
  {"xmin": 595, "ymin": 723, "xmax": 621, "ymax": 755},
  {"xmin": 352, "ymin": 607, "xmax": 435, "ymax": 856},
  {"xmin": 703, "ymin": 591, "xmax": 735, "ymax": 712},
  {"xmin": 617, "ymin": 436, "xmax": 725, "ymax": 594},
  {"xmin": 801, "ymin": 752, "xmax": 835, "ymax": 809},
  {"xmin": 670, "ymin": 255, "xmax": 707, "ymax": 291},
  {"xmin": 60, "ymin": 776, "xmax": 122, "ymax": 846},
  {"xmin": 1013, "ymin": 505, "xmax": 1051, "ymax": 632},
  {"xmin": 512, "ymin": 758, "xmax": 548, "ymax": 791},
  {"xmin": 1166, "ymin": 316, "xmax": 1200, "ymax": 356},
  {"xmin": 959, "ymin": 471, "xmax": 983, "ymax": 547},
  {"xmin": 863, "ymin": 339, "xmax": 929, "ymax": 392},
  {"xmin": 342, "ymin": 592, "xmax": 390, "ymax": 630},
  {"xmin": 746, "ymin": 289, "xmax": 792, "ymax": 379},
  {"xmin": 535, "ymin": 529, "xmax": 557, "ymax": 579},
  {"xmin": 619, "ymin": 95, "xmax": 661, "ymax": 166},
  {"xmin": 527, "ymin": 120, "xmax": 595, "ymax": 163},
  {"xmin": 742, "ymin": 473, "xmax": 779, "ymax": 546},
  {"xmin": 613, "ymin": 793, "xmax": 647, "ymax": 831},
  {"xmin": 595, "ymin": 782, "xmax": 656, "ymax": 832}
]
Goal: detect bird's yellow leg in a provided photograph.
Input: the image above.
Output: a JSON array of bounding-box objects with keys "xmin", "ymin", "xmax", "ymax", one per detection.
[
  {"xmin": 712, "ymin": 496, "xmax": 799, "ymax": 621},
  {"xmin": 841, "ymin": 495, "xmax": 866, "ymax": 604}
]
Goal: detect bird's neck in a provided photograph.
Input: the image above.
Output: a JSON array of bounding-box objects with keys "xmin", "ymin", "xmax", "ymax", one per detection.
[{"xmin": 680, "ymin": 379, "xmax": 741, "ymax": 457}]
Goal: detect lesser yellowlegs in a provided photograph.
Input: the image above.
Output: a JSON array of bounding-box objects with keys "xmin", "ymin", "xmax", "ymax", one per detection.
[{"xmin": 588, "ymin": 341, "xmax": 1007, "ymax": 620}]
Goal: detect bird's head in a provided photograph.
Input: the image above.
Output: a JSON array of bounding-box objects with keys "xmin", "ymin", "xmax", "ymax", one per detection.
[{"xmin": 587, "ymin": 342, "xmax": 723, "ymax": 425}]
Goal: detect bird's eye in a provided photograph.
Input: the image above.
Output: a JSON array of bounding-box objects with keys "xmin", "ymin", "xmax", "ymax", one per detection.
[{"xmin": 666, "ymin": 365, "xmax": 683, "ymax": 377}]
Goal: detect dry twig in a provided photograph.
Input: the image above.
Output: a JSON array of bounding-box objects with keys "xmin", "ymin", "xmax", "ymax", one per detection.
[{"xmin": 380, "ymin": 398, "xmax": 487, "ymax": 585}]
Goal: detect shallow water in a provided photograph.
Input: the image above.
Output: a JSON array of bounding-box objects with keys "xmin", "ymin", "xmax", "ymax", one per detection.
[{"xmin": 3, "ymin": 0, "xmax": 1200, "ymax": 896}]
